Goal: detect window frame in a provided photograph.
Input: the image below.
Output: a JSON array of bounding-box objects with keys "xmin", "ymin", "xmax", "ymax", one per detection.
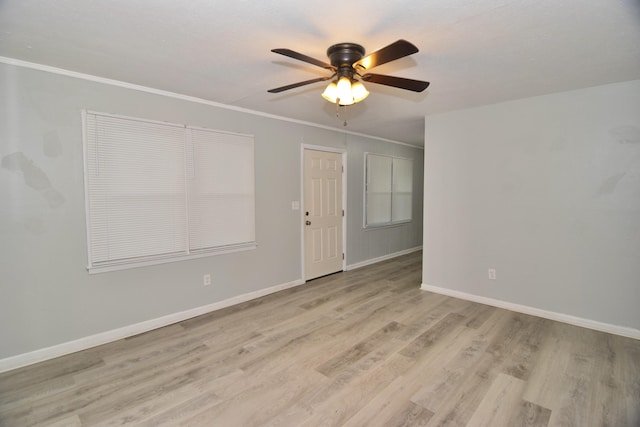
[
  {"xmin": 363, "ymin": 152, "xmax": 413, "ymax": 229},
  {"xmin": 82, "ymin": 110, "xmax": 256, "ymax": 274}
]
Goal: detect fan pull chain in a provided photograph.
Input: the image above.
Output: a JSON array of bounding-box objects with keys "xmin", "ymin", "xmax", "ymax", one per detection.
[{"xmin": 335, "ymin": 100, "xmax": 349, "ymax": 127}]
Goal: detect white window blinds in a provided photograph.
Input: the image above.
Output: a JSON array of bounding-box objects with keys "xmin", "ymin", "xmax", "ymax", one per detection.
[
  {"xmin": 187, "ymin": 127, "xmax": 255, "ymax": 252},
  {"xmin": 391, "ymin": 157, "xmax": 413, "ymax": 223},
  {"xmin": 365, "ymin": 153, "xmax": 413, "ymax": 227},
  {"xmin": 365, "ymin": 154, "xmax": 393, "ymax": 226},
  {"xmin": 83, "ymin": 111, "xmax": 255, "ymax": 273}
]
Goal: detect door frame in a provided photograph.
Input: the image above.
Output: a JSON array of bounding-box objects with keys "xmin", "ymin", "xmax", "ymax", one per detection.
[{"xmin": 300, "ymin": 144, "xmax": 347, "ymax": 282}]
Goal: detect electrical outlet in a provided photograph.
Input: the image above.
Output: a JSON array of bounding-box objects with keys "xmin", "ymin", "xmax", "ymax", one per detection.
[
  {"xmin": 203, "ymin": 274, "xmax": 211, "ymax": 286},
  {"xmin": 488, "ymin": 268, "xmax": 496, "ymax": 280}
]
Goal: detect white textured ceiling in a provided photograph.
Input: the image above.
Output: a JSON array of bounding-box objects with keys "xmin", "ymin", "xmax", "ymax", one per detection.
[{"xmin": 1, "ymin": 0, "xmax": 639, "ymax": 145}]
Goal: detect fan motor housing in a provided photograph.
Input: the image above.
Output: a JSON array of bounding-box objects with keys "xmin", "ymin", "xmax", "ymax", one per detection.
[{"xmin": 327, "ymin": 43, "xmax": 365, "ymax": 68}]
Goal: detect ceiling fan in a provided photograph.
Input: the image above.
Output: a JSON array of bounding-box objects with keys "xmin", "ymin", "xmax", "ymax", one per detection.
[{"xmin": 268, "ymin": 39, "xmax": 430, "ymax": 106}]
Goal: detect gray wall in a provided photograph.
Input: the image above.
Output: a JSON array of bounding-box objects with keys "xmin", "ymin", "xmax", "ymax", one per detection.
[
  {"xmin": 423, "ymin": 80, "xmax": 640, "ymax": 330},
  {"xmin": 346, "ymin": 134, "xmax": 424, "ymax": 264},
  {"xmin": 0, "ymin": 62, "xmax": 424, "ymax": 361}
]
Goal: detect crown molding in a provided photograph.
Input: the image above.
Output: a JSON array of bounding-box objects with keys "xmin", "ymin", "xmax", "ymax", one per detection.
[{"xmin": 0, "ymin": 56, "xmax": 423, "ymax": 149}]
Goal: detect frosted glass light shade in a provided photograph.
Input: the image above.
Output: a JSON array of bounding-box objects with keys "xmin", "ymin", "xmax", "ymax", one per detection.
[
  {"xmin": 336, "ymin": 76, "xmax": 354, "ymax": 105},
  {"xmin": 351, "ymin": 81, "xmax": 369, "ymax": 103},
  {"xmin": 322, "ymin": 77, "xmax": 369, "ymax": 105},
  {"xmin": 321, "ymin": 82, "xmax": 338, "ymax": 103}
]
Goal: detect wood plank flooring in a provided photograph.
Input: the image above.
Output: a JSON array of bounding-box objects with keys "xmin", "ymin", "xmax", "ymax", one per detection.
[{"xmin": 1, "ymin": 251, "xmax": 639, "ymax": 426}]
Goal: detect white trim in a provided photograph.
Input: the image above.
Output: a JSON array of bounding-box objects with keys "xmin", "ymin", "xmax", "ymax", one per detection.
[
  {"xmin": 0, "ymin": 56, "xmax": 423, "ymax": 149},
  {"xmin": 299, "ymin": 146, "xmax": 306, "ymax": 281},
  {"xmin": 86, "ymin": 109, "xmax": 186, "ymax": 129},
  {"xmin": 421, "ymin": 283, "xmax": 640, "ymax": 340},
  {"xmin": 341, "ymin": 151, "xmax": 348, "ymax": 268},
  {"xmin": 0, "ymin": 279, "xmax": 304, "ymax": 374},
  {"xmin": 346, "ymin": 246, "xmax": 423, "ymax": 271},
  {"xmin": 81, "ymin": 109, "xmax": 93, "ymax": 269},
  {"xmin": 87, "ymin": 244, "xmax": 257, "ymax": 274},
  {"xmin": 300, "ymin": 143, "xmax": 346, "ymax": 154}
]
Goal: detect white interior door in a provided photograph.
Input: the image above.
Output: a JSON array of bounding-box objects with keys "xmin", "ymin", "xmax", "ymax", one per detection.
[{"xmin": 303, "ymin": 149, "xmax": 343, "ymax": 281}]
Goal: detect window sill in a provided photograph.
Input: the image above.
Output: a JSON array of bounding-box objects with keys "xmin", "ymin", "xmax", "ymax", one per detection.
[
  {"xmin": 363, "ymin": 220, "xmax": 412, "ymax": 230},
  {"xmin": 87, "ymin": 242, "xmax": 257, "ymax": 274}
]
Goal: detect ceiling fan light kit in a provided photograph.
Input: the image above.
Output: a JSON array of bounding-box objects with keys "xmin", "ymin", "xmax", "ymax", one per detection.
[
  {"xmin": 268, "ymin": 39, "xmax": 429, "ymax": 112},
  {"xmin": 321, "ymin": 76, "xmax": 370, "ymax": 106}
]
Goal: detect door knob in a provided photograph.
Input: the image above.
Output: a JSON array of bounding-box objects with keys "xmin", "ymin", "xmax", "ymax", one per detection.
[{"xmin": 306, "ymin": 220, "xmax": 311, "ymax": 225}]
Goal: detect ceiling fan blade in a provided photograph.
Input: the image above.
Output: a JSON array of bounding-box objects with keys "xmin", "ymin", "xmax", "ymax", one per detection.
[
  {"xmin": 354, "ymin": 39, "xmax": 419, "ymax": 70},
  {"xmin": 271, "ymin": 48, "xmax": 336, "ymax": 70},
  {"xmin": 268, "ymin": 76, "xmax": 332, "ymax": 93},
  {"xmin": 361, "ymin": 73, "xmax": 430, "ymax": 92}
]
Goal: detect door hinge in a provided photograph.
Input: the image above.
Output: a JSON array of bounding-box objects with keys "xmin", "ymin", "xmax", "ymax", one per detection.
[
  {"xmin": 342, "ymin": 253, "xmax": 345, "ymax": 260},
  {"xmin": 342, "ymin": 209, "xmax": 345, "ymax": 217},
  {"xmin": 342, "ymin": 165, "xmax": 344, "ymax": 173}
]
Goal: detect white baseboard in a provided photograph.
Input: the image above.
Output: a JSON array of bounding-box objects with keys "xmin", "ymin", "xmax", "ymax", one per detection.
[
  {"xmin": 346, "ymin": 246, "xmax": 422, "ymax": 271},
  {"xmin": 421, "ymin": 283, "xmax": 640, "ymax": 340},
  {"xmin": 0, "ymin": 279, "xmax": 305, "ymax": 374}
]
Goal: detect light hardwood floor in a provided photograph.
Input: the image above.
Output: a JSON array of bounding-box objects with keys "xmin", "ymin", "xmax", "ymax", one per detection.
[{"xmin": 1, "ymin": 251, "xmax": 639, "ymax": 426}]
